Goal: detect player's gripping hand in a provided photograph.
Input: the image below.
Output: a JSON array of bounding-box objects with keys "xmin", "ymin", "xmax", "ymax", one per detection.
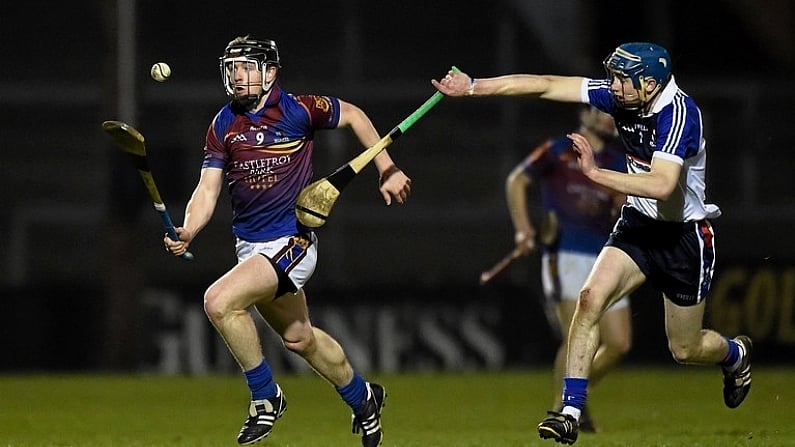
[
  {"xmin": 432, "ymin": 70, "xmax": 475, "ymax": 97},
  {"xmin": 378, "ymin": 165, "xmax": 411, "ymax": 205},
  {"xmin": 514, "ymin": 230, "xmax": 537, "ymax": 256},
  {"xmin": 164, "ymin": 227, "xmax": 193, "ymax": 257}
]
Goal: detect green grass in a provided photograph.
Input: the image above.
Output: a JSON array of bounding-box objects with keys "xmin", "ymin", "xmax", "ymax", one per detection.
[{"xmin": 1, "ymin": 366, "xmax": 793, "ymax": 446}]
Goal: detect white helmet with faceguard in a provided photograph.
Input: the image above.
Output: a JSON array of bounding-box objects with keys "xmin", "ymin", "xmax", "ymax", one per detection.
[{"xmin": 219, "ymin": 37, "xmax": 281, "ymax": 109}]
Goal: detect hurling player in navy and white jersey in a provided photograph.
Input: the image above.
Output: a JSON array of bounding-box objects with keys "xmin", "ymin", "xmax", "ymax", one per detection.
[
  {"xmin": 434, "ymin": 42, "xmax": 752, "ymax": 444},
  {"xmin": 164, "ymin": 36, "xmax": 410, "ymax": 447},
  {"xmin": 505, "ymin": 105, "xmax": 631, "ymax": 434}
]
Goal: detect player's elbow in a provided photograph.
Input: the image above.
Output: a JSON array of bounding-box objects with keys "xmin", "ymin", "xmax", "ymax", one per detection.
[
  {"xmin": 645, "ymin": 161, "xmax": 681, "ymax": 200},
  {"xmin": 651, "ymin": 188, "xmax": 673, "ymax": 202},
  {"xmin": 647, "ymin": 178, "xmax": 677, "ymax": 201},
  {"xmin": 506, "ymin": 169, "xmax": 528, "ymax": 192}
]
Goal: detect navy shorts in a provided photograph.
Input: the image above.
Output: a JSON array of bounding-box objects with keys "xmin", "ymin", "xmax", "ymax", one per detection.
[{"xmin": 605, "ymin": 206, "xmax": 716, "ymax": 306}]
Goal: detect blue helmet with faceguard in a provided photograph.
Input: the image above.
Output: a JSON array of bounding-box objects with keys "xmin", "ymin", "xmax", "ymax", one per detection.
[
  {"xmin": 603, "ymin": 42, "xmax": 671, "ymax": 88},
  {"xmin": 603, "ymin": 42, "xmax": 672, "ymax": 109}
]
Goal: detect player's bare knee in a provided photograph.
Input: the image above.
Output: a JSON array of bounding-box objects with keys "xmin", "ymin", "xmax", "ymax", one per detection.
[
  {"xmin": 619, "ymin": 338, "xmax": 632, "ymax": 355},
  {"xmin": 607, "ymin": 337, "xmax": 632, "ymax": 356},
  {"xmin": 282, "ymin": 331, "xmax": 315, "ymax": 356},
  {"xmin": 283, "ymin": 337, "xmax": 312, "ymax": 356},
  {"xmin": 203, "ymin": 287, "xmax": 229, "ymax": 323},
  {"xmin": 668, "ymin": 342, "xmax": 697, "ymax": 364},
  {"xmin": 577, "ymin": 287, "xmax": 603, "ymax": 315}
]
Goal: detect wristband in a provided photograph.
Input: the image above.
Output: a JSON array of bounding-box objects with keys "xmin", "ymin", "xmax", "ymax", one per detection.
[
  {"xmin": 378, "ymin": 165, "xmax": 401, "ymax": 186},
  {"xmin": 466, "ymin": 77, "xmax": 477, "ymax": 96}
]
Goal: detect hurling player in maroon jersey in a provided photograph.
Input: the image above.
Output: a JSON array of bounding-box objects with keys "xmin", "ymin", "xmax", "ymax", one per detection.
[{"xmin": 165, "ymin": 36, "xmax": 409, "ymax": 447}]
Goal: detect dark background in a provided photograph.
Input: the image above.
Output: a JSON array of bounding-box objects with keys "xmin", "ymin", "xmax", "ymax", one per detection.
[{"xmin": 1, "ymin": 0, "xmax": 794, "ymax": 372}]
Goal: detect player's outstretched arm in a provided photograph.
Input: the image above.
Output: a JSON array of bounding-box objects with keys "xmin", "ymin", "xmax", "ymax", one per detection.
[{"xmin": 432, "ymin": 70, "xmax": 585, "ymax": 103}]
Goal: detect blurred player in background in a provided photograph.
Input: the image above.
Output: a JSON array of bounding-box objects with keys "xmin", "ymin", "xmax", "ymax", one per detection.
[
  {"xmin": 165, "ymin": 35, "xmax": 411, "ymax": 447},
  {"xmin": 434, "ymin": 42, "xmax": 752, "ymax": 445},
  {"xmin": 505, "ymin": 105, "xmax": 631, "ymax": 433}
]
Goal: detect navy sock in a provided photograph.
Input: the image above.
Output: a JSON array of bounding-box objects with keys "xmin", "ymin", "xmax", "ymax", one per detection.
[
  {"xmin": 244, "ymin": 360, "xmax": 277, "ymax": 401},
  {"xmin": 721, "ymin": 337, "xmax": 741, "ymax": 369},
  {"xmin": 562, "ymin": 377, "xmax": 589, "ymax": 411},
  {"xmin": 337, "ymin": 373, "xmax": 367, "ymax": 415}
]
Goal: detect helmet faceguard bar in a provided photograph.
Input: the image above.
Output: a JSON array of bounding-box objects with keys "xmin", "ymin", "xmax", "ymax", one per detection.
[
  {"xmin": 219, "ymin": 38, "xmax": 281, "ymax": 99},
  {"xmin": 603, "ymin": 48, "xmax": 645, "ymax": 89},
  {"xmin": 220, "ymin": 56, "xmax": 267, "ymax": 97},
  {"xmin": 603, "ymin": 42, "xmax": 672, "ymax": 109}
]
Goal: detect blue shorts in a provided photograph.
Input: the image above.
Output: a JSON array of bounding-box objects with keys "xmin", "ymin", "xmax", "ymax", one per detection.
[{"xmin": 606, "ymin": 206, "xmax": 716, "ymax": 306}]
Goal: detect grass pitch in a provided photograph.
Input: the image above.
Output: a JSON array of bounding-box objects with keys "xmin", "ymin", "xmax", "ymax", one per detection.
[{"xmin": 1, "ymin": 366, "xmax": 793, "ymax": 446}]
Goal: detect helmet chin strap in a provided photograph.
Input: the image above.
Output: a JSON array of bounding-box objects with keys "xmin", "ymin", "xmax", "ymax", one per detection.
[
  {"xmin": 638, "ymin": 77, "xmax": 662, "ymax": 110},
  {"xmin": 232, "ymin": 73, "xmax": 276, "ymax": 111},
  {"xmin": 615, "ymin": 85, "xmax": 642, "ymax": 111},
  {"xmin": 615, "ymin": 80, "xmax": 660, "ymax": 112},
  {"xmin": 232, "ymin": 94, "xmax": 260, "ymax": 111},
  {"xmin": 261, "ymin": 75, "xmax": 276, "ymax": 94}
]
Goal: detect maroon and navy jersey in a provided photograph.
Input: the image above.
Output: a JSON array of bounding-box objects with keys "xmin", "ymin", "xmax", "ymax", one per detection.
[
  {"xmin": 202, "ymin": 84, "xmax": 340, "ymax": 241},
  {"xmin": 522, "ymin": 137, "xmax": 626, "ymax": 255}
]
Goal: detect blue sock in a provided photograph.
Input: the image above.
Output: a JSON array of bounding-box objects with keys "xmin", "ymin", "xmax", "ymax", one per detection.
[
  {"xmin": 244, "ymin": 360, "xmax": 277, "ymax": 401},
  {"xmin": 562, "ymin": 377, "xmax": 589, "ymax": 411},
  {"xmin": 721, "ymin": 337, "xmax": 741, "ymax": 369},
  {"xmin": 337, "ymin": 373, "xmax": 367, "ymax": 415}
]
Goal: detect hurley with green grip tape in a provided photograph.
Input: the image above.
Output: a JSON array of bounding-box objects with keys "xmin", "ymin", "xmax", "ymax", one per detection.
[{"xmin": 295, "ymin": 66, "xmax": 461, "ymax": 228}]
